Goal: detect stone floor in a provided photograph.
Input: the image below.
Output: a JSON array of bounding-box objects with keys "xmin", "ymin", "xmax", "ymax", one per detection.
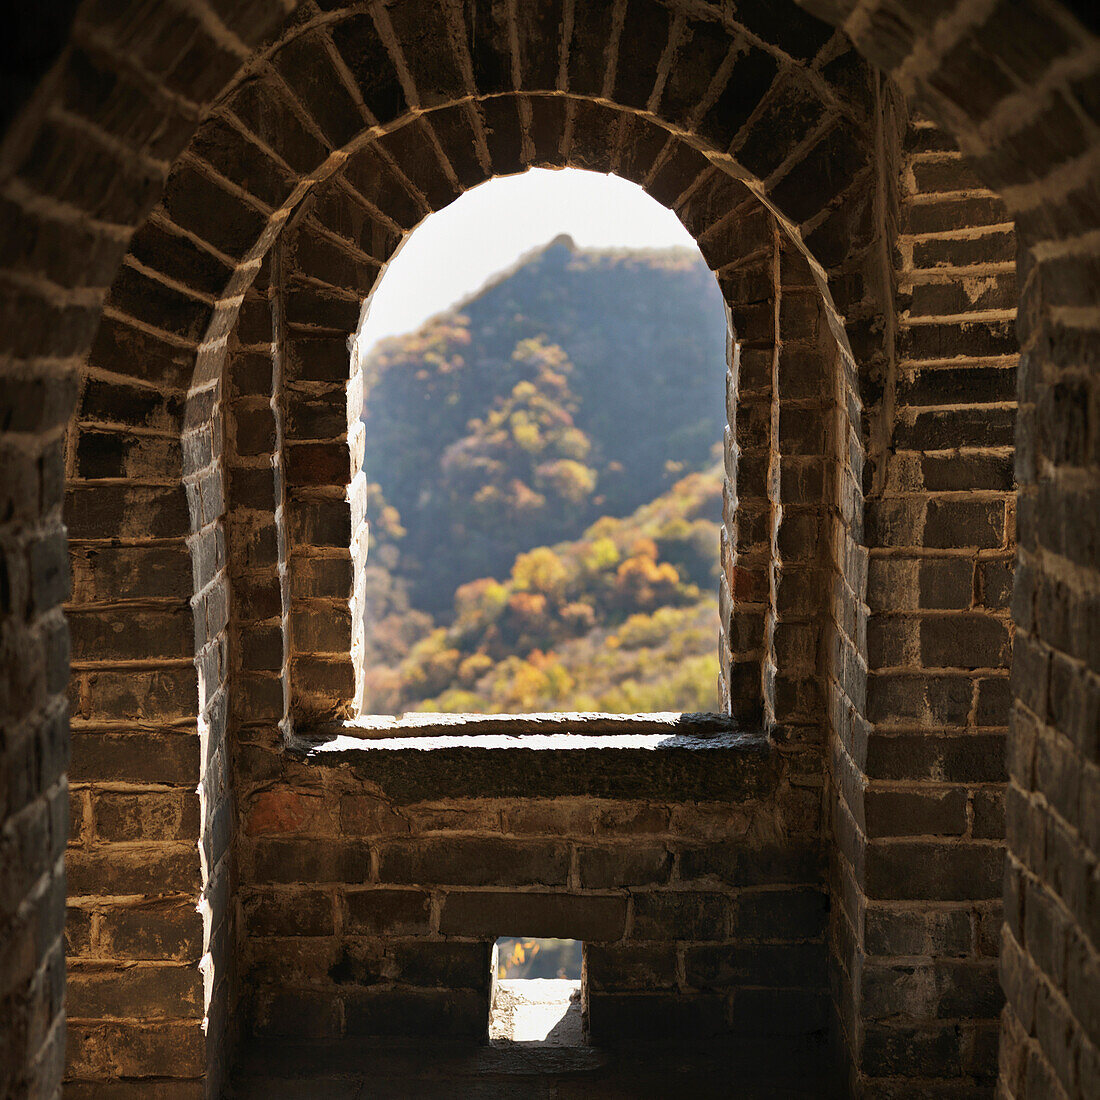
[{"xmin": 229, "ymin": 1034, "xmax": 841, "ymax": 1097}]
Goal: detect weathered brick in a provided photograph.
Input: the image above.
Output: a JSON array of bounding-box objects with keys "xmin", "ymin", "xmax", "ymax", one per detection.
[
  {"xmin": 377, "ymin": 838, "xmax": 568, "ymax": 887},
  {"xmin": 864, "ymin": 841, "xmax": 1003, "ymax": 901},
  {"xmin": 271, "ymin": 34, "xmax": 365, "ymax": 150},
  {"xmin": 385, "ymin": 940, "xmax": 490, "ymax": 989},
  {"xmin": 577, "ymin": 844, "xmax": 672, "ymax": 888},
  {"xmin": 439, "ymin": 891, "xmax": 627, "ymax": 942},
  {"xmin": 864, "ymin": 786, "xmax": 969, "ymax": 837},
  {"xmin": 69, "ymin": 732, "xmax": 199, "ymax": 786},
  {"xmin": 685, "ymin": 942, "xmax": 826, "ymax": 990},
  {"xmin": 632, "ymin": 891, "xmax": 730, "ymax": 941},
  {"xmin": 66, "ymin": 1021, "xmax": 205, "ymax": 1079},
  {"xmin": 93, "ymin": 791, "xmax": 200, "ymax": 842},
  {"xmin": 67, "ymin": 964, "xmax": 202, "ymax": 1019},
  {"xmin": 861, "ymin": 1022, "xmax": 961, "ymax": 1078},
  {"xmin": 161, "ymin": 165, "xmax": 267, "ymax": 261},
  {"xmin": 66, "ymin": 845, "xmax": 201, "ymax": 897},
  {"xmin": 920, "ymin": 614, "xmax": 1011, "ymax": 669},
  {"xmin": 343, "ymin": 889, "xmax": 432, "ymax": 936},
  {"xmin": 344, "ymin": 988, "xmax": 485, "ymax": 1038},
  {"xmin": 251, "ymin": 990, "xmax": 342, "ymax": 1040},
  {"xmin": 918, "ymin": 559, "xmax": 975, "ymax": 610},
  {"xmin": 77, "ymin": 666, "xmax": 197, "ymax": 721},
  {"xmin": 586, "ymin": 991, "xmax": 726, "ymax": 1041},
  {"xmin": 924, "ymin": 500, "xmax": 1006, "ymax": 550},
  {"xmin": 585, "ymin": 944, "xmax": 678, "ymax": 991},
  {"xmin": 249, "ymin": 839, "xmax": 371, "ymax": 885},
  {"xmin": 339, "ymin": 794, "xmax": 409, "ymax": 837},
  {"xmin": 244, "ymin": 889, "xmax": 334, "ymax": 937},
  {"xmin": 735, "ymin": 887, "xmax": 827, "ymax": 941},
  {"xmin": 864, "ymin": 905, "xmax": 972, "ymax": 958},
  {"xmin": 501, "ymin": 800, "xmax": 596, "ymax": 836},
  {"xmin": 96, "ymin": 900, "xmax": 202, "ymax": 962},
  {"xmin": 679, "ymin": 841, "xmax": 823, "ymax": 886},
  {"xmin": 66, "ymin": 485, "xmax": 189, "ymax": 540}
]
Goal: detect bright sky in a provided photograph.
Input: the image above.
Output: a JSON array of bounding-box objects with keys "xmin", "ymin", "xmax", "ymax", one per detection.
[{"xmin": 356, "ymin": 168, "xmax": 698, "ymax": 356}]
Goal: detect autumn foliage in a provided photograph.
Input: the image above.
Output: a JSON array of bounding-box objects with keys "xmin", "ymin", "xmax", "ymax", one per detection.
[{"xmin": 359, "ymin": 238, "xmax": 728, "ymax": 714}]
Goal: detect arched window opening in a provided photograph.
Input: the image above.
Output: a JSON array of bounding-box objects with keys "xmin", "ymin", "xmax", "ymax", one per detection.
[{"xmin": 350, "ymin": 169, "xmax": 729, "ymax": 717}]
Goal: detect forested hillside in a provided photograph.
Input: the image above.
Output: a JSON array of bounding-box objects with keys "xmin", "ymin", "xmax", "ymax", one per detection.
[{"xmin": 359, "ymin": 235, "xmax": 728, "ymax": 714}]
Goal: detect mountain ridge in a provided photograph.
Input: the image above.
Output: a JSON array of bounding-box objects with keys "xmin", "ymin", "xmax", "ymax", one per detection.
[{"xmin": 358, "ymin": 237, "xmax": 728, "ymax": 714}]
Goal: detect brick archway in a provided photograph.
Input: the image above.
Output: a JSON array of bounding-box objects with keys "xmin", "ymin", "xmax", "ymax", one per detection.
[
  {"xmin": 73, "ymin": 0, "xmax": 885, "ymax": 760},
  {"xmin": 0, "ymin": 2, "xmax": 1096, "ymax": 1099},
  {"xmin": 63, "ymin": 6, "xmax": 879, "ymax": 1088},
  {"xmin": 238, "ymin": 111, "xmax": 864, "ymax": 723}
]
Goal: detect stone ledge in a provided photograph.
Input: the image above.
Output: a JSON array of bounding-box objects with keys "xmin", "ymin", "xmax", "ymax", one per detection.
[
  {"xmin": 322, "ymin": 711, "xmax": 742, "ymax": 738},
  {"xmin": 290, "ymin": 714, "xmax": 774, "ymax": 803}
]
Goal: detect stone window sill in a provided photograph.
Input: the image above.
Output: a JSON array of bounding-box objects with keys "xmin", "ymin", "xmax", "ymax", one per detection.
[{"xmin": 291, "ymin": 713, "xmax": 773, "ymax": 802}]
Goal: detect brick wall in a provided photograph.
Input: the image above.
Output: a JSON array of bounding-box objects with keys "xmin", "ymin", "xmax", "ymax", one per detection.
[
  {"xmin": 0, "ymin": 4, "xmax": 287, "ymax": 1096},
  {"xmin": 65, "ymin": 313, "xmax": 207, "ymax": 1085},
  {"xmin": 0, "ymin": 0, "xmax": 1097, "ymax": 1096},
  {"xmin": 29, "ymin": 0, "xmax": 926, "ymax": 1086},
  {"xmin": 226, "ymin": 154, "xmax": 860, "ymax": 1045},
  {"xmin": 799, "ymin": 2, "xmax": 1098, "ymax": 1097},
  {"xmin": 829, "ymin": 106, "xmax": 1018, "ymax": 1095},
  {"xmin": 994, "ymin": 41, "xmax": 1100, "ymax": 1100},
  {"xmin": 237, "ymin": 736, "xmax": 829, "ymax": 1045},
  {"xmin": 0, "ymin": 337, "xmax": 71, "ymax": 1099},
  {"xmin": 280, "ymin": 203, "xmax": 367, "ymax": 723}
]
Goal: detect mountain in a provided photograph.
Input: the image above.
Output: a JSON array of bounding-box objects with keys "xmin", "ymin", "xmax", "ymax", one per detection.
[{"xmin": 359, "ymin": 235, "xmax": 728, "ymax": 714}]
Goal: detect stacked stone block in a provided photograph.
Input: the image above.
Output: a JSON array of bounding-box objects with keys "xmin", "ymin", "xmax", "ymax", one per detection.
[
  {"xmin": 236, "ymin": 128, "xmax": 848, "ymax": 1050},
  {"xmin": 797, "ymin": 5, "xmax": 1099, "ymax": 1090},
  {"xmin": 281, "ymin": 193, "xmax": 387, "ymax": 723},
  {"xmin": 699, "ymin": 196, "xmax": 780, "ymax": 727},
  {"xmin": 990, "ymin": 37, "xmax": 1100, "ymax": 1100},
  {"xmin": 0, "ymin": 0, "xmax": 1097, "ymax": 1096},
  {"xmin": 0, "ymin": 358, "xmax": 72, "ymax": 1098},
  {"xmin": 827, "ymin": 111, "xmax": 1018, "ymax": 1094},
  {"xmin": 46, "ymin": 1, "xmax": 894, "ymax": 1086},
  {"xmin": 40, "ymin": 6, "xmax": 292, "ymax": 1094},
  {"xmin": 237, "ymin": 760, "xmax": 830, "ymax": 1046},
  {"xmin": 64, "ymin": 270, "xmax": 208, "ymax": 1088}
]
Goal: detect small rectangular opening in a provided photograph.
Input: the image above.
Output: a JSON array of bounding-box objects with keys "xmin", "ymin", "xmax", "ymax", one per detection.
[{"xmin": 489, "ymin": 938, "xmax": 584, "ymax": 1046}]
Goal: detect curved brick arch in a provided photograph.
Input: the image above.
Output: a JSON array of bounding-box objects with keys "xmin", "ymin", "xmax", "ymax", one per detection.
[
  {"xmin": 156, "ymin": 0, "xmax": 882, "ymax": 372},
  {"xmin": 80, "ymin": 0, "xmax": 889, "ymax": 760},
  {"xmin": 64, "ymin": 0, "xmax": 888, "ymax": 747},
  {"xmin": 221, "ymin": 143, "xmax": 868, "ymax": 1067},
  {"xmin": 238, "ymin": 126, "xmax": 859, "ymax": 732},
  {"xmin": 67, "ymin": 0, "xmax": 885, "ymax": 755},
  {"xmin": 52, "ymin": 0, "xmax": 882, "ymax": 1076},
  {"xmin": 0, "ymin": 1, "xmax": 1096, "ymax": 1098},
  {"xmin": 213, "ymin": 107, "xmax": 868, "ymax": 1088}
]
